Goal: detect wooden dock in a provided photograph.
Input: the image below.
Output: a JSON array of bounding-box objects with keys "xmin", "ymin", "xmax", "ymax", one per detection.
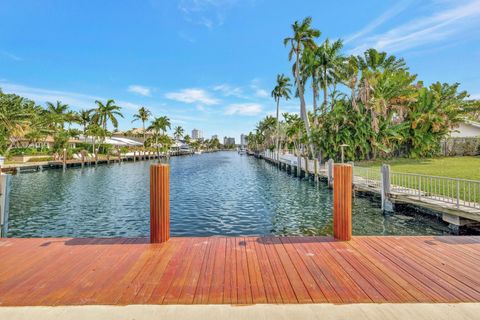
[{"xmin": 1, "ymin": 236, "xmax": 479, "ymax": 306}]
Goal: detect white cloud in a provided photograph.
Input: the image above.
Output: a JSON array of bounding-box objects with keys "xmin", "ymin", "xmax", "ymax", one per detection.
[
  {"xmin": 0, "ymin": 50, "xmax": 22, "ymax": 61},
  {"xmin": 344, "ymin": 0, "xmax": 413, "ymax": 44},
  {"xmin": 178, "ymin": 0, "xmax": 254, "ymax": 28},
  {"xmin": 348, "ymin": 0, "xmax": 480, "ymax": 54},
  {"xmin": 0, "ymin": 81, "xmax": 140, "ymax": 111},
  {"xmin": 127, "ymin": 85, "xmax": 151, "ymax": 96},
  {"xmin": 225, "ymin": 103, "xmax": 262, "ymax": 116},
  {"xmin": 165, "ymin": 88, "xmax": 219, "ymax": 105},
  {"xmin": 249, "ymin": 78, "xmax": 270, "ymax": 99},
  {"xmin": 469, "ymin": 93, "xmax": 480, "ymax": 99},
  {"xmin": 213, "ymin": 84, "xmax": 244, "ymax": 97},
  {"xmin": 255, "ymin": 89, "xmax": 269, "ymax": 98},
  {"xmin": 178, "ymin": 31, "xmax": 196, "ymax": 43}
]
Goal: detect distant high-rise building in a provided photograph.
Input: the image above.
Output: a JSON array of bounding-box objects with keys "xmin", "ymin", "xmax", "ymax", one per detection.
[
  {"xmin": 192, "ymin": 129, "xmax": 203, "ymax": 140},
  {"xmin": 211, "ymin": 134, "xmax": 219, "ymax": 141},
  {"xmin": 224, "ymin": 136, "xmax": 236, "ymax": 146},
  {"xmin": 240, "ymin": 134, "xmax": 246, "ymax": 146}
]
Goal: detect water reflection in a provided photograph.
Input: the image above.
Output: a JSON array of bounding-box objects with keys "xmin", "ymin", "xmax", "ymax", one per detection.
[{"xmin": 8, "ymin": 152, "xmax": 453, "ymax": 237}]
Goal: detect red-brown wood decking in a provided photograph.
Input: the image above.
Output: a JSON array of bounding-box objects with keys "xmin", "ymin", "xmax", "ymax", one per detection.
[{"xmin": 0, "ymin": 236, "xmax": 479, "ymax": 306}]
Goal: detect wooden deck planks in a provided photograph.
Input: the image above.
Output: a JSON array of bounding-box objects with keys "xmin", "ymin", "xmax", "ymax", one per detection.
[{"xmin": 0, "ymin": 236, "xmax": 479, "ymax": 306}]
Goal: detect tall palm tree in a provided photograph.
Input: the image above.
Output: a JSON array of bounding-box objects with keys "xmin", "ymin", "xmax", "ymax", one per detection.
[
  {"xmin": 317, "ymin": 38, "xmax": 344, "ymax": 112},
  {"xmin": 78, "ymin": 109, "xmax": 92, "ymax": 142},
  {"xmin": 92, "ymin": 99, "xmax": 123, "ymax": 152},
  {"xmin": 183, "ymin": 134, "xmax": 191, "ymax": 146},
  {"xmin": 148, "ymin": 116, "xmax": 171, "ymax": 157},
  {"xmin": 301, "ymin": 48, "xmax": 321, "ymax": 124},
  {"xmin": 284, "ymin": 16, "xmax": 320, "ymax": 155},
  {"xmin": 173, "ymin": 125, "xmax": 184, "ymax": 140},
  {"xmin": 132, "ymin": 106, "xmax": 152, "ymax": 150},
  {"xmin": 340, "ymin": 55, "xmax": 360, "ymax": 112},
  {"xmin": 46, "ymin": 100, "xmax": 69, "ymax": 130},
  {"xmin": 0, "ymin": 91, "xmax": 32, "ymax": 153},
  {"xmin": 271, "ymin": 74, "xmax": 292, "ymax": 160},
  {"xmin": 92, "ymin": 99, "xmax": 123, "ymax": 131}
]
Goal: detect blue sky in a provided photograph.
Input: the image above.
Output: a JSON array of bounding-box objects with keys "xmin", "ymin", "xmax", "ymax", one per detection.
[{"xmin": 1, "ymin": 0, "xmax": 479, "ymax": 142}]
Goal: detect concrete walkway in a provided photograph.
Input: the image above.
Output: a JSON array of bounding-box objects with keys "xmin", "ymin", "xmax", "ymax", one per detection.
[{"xmin": 0, "ymin": 304, "xmax": 479, "ymax": 320}]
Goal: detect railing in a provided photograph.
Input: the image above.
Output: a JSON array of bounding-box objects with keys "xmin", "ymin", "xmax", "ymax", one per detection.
[
  {"xmin": 390, "ymin": 172, "xmax": 480, "ymax": 209},
  {"xmin": 259, "ymin": 150, "xmax": 480, "ymax": 211},
  {"xmin": 352, "ymin": 166, "xmax": 381, "ymax": 189},
  {"xmin": 353, "ymin": 165, "xmax": 480, "ymax": 210}
]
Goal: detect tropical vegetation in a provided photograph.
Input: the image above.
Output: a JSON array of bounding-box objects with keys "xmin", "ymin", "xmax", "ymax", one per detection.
[
  {"xmin": 0, "ymin": 89, "xmax": 227, "ymax": 160},
  {"xmin": 247, "ymin": 17, "xmax": 480, "ymax": 161}
]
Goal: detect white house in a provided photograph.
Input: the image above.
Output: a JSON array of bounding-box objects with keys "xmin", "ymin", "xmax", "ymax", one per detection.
[{"xmin": 449, "ymin": 120, "xmax": 480, "ymax": 138}]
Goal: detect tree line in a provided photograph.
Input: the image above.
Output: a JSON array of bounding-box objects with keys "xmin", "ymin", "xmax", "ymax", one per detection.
[
  {"xmin": 247, "ymin": 17, "xmax": 480, "ymax": 161},
  {"xmin": 0, "ymin": 92, "xmax": 223, "ymax": 158}
]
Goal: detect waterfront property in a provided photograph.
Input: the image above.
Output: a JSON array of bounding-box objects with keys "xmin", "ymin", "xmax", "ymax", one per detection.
[
  {"xmin": 260, "ymin": 150, "xmax": 480, "ymax": 232},
  {"xmin": 5, "ymin": 152, "xmax": 460, "ymax": 238},
  {"xmin": 1, "ymin": 152, "xmax": 480, "ymax": 311}
]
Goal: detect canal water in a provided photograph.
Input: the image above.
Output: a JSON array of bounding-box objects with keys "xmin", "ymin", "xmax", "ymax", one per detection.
[{"xmin": 7, "ymin": 151, "xmax": 453, "ymax": 237}]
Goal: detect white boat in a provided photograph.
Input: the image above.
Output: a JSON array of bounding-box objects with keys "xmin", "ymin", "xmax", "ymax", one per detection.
[
  {"xmin": 194, "ymin": 151, "xmax": 202, "ymax": 155},
  {"xmin": 238, "ymin": 147, "xmax": 247, "ymax": 155}
]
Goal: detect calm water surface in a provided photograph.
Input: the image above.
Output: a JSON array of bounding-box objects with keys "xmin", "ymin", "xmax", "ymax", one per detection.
[{"xmin": 8, "ymin": 151, "xmax": 453, "ymax": 237}]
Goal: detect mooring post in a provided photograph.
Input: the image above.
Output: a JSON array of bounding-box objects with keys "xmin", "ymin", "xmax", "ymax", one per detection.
[
  {"xmin": 327, "ymin": 159, "xmax": 334, "ymax": 188},
  {"xmin": 81, "ymin": 152, "xmax": 85, "ymax": 168},
  {"xmin": 333, "ymin": 164, "xmax": 352, "ymax": 241},
  {"xmin": 62, "ymin": 148, "xmax": 67, "ymax": 171},
  {"xmin": 0, "ymin": 173, "xmax": 12, "ymax": 237},
  {"xmin": 304, "ymin": 156, "xmax": 309, "ymax": 177},
  {"xmin": 381, "ymin": 164, "xmax": 393, "ymax": 212},
  {"xmin": 296, "ymin": 154, "xmax": 302, "ymax": 177},
  {"xmin": 133, "ymin": 151, "xmax": 136, "ymax": 162},
  {"xmin": 314, "ymin": 159, "xmax": 319, "ymax": 183},
  {"xmin": 150, "ymin": 163, "xmax": 170, "ymax": 243}
]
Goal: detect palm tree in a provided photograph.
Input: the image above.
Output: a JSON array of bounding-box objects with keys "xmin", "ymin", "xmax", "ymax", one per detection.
[
  {"xmin": 0, "ymin": 91, "xmax": 33, "ymax": 153},
  {"xmin": 301, "ymin": 48, "xmax": 321, "ymax": 124},
  {"xmin": 284, "ymin": 16, "xmax": 320, "ymax": 155},
  {"xmin": 91, "ymin": 99, "xmax": 123, "ymax": 152},
  {"xmin": 148, "ymin": 116, "xmax": 171, "ymax": 157},
  {"xmin": 132, "ymin": 106, "xmax": 152, "ymax": 151},
  {"xmin": 92, "ymin": 99, "xmax": 123, "ymax": 132},
  {"xmin": 271, "ymin": 74, "xmax": 292, "ymax": 160},
  {"xmin": 340, "ymin": 55, "xmax": 360, "ymax": 112},
  {"xmin": 317, "ymin": 38, "xmax": 344, "ymax": 112},
  {"xmin": 78, "ymin": 109, "xmax": 92, "ymax": 142},
  {"xmin": 173, "ymin": 125, "xmax": 184, "ymax": 140},
  {"xmin": 46, "ymin": 101, "xmax": 69, "ymax": 130}
]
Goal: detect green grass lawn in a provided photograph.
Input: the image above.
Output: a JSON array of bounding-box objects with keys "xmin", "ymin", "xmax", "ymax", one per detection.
[
  {"xmin": 356, "ymin": 156, "xmax": 480, "ymax": 180},
  {"xmin": 355, "ymin": 157, "xmax": 480, "ymax": 203}
]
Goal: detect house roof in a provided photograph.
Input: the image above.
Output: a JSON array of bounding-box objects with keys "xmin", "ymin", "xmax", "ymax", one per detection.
[{"xmin": 464, "ymin": 119, "xmax": 480, "ymax": 128}]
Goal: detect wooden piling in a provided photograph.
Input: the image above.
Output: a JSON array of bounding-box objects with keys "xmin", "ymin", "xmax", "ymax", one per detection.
[
  {"xmin": 81, "ymin": 152, "xmax": 85, "ymax": 168},
  {"xmin": 150, "ymin": 163, "xmax": 170, "ymax": 243},
  {"xmin": 62, "ymin": 149, "xmax": 67, "ymax": 171},
  {"xmin": 327, "ymin": 159, "xmax": 334, "ymax": 188},
  {"xmin": 333, "ymin": 164, "xmax": 352, "ymax": 241}
]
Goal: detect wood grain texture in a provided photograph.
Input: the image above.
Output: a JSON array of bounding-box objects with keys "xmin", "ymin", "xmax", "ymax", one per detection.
[
  {"xmin": 333, "ymin": 164, "xmax": 352, "ymax": 241},
  {"xmin": 0, "ymin": 236, "xmax": 479, "ymax": 306},
  {"xmin": 150, "ymin": 164, "xmax": 170, "ymax": 243}
]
